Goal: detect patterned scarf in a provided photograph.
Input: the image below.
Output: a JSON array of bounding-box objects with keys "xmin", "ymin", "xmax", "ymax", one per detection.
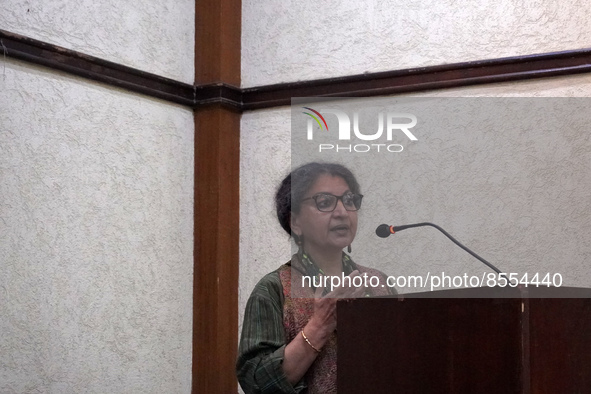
[{"xmin": 296, "ymin": 249, "xmax": 356, "ymax": 295}]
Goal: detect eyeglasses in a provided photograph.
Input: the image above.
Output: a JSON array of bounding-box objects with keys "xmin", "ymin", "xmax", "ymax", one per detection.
[{"xmin": 301, "ymin": 192, "xmax": 363, "ymax": 212}]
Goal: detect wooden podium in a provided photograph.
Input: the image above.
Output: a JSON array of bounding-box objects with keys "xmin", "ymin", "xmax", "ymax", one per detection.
[{"xmin": 337, "ymin": 287, "xmax": 591, "ymax": 394}]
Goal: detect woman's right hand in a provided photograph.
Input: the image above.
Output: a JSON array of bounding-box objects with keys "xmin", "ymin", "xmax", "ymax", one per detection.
[{"xmin": 306, "ymin": 270, "xmax": 366, "ymax": 342}]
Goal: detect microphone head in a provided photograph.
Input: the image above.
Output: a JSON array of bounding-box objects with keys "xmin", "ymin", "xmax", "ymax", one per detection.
[{"xmin": 375, "ymin": 224, "xmax": 392, "ymax": 238}]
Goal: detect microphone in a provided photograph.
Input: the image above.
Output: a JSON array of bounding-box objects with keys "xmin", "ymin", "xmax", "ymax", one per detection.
[
  {"xmin": 376, "ymin": 222, "xmax": 504, "ymax": 275},
  {"xmin": 376, "ymin": 224, "xmax": 415, "ymax": 237}
]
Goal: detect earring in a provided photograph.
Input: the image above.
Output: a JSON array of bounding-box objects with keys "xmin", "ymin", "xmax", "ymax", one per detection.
[{"xmin": 347, "ymin": 244, "xmax": 352, "ymax": 253}]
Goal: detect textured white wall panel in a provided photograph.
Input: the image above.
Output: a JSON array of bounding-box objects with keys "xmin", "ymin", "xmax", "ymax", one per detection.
[
  {"xmin": 0, "ymin": 60, "xmax": 194, "ymax": 393},
  {"xmin": 239, "ymin": 108, "xmax": 292, "ymax": 333},
  {"xmin": 242, "ymin": 0, "xmax": 591, "ymax": 87},
  {"xmin": 0, "ymin": 0, "xmax": 195, "ymax": 83}
]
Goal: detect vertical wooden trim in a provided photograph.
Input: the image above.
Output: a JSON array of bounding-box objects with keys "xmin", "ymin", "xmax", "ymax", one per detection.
[
  {"xmin": 193, "ymin": 0, "xmax": 241, "ymax": 393},
  {"xmin": 194, "ymin": 107, "xmax": 240, "ymax": 393},
  {"xmin": 195, "ymin": 0, "xmax": 241, "ymax": 86}
]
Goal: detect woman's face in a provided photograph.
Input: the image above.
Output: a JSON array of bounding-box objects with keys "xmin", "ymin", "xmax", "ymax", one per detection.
[{"xmin": 291, "ymin": 174, "xmax": 358, "ymax": 256}]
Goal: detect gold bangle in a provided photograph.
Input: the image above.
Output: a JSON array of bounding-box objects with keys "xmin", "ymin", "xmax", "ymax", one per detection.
[{"xmin": 301, "ymin": 330, "xmax": 321, "ymax": 353}]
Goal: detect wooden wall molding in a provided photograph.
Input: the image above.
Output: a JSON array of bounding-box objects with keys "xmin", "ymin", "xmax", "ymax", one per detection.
[
  {"xmin": 193, "ymin": 106, "xmax": 240, "ymax": 393},
  {"xmin": 193, "ymin": 0, "xmax": 241, "ymax": 393},
  {"xmin": 4, "ymin": 29, "xmax": 591, "ymax": 110},
  {"xmin": 194, "ymin": 82, "xmax": 242, "ymax": 109},
  {"xmin": 240, "ymin": 48, "xmax": 591, "ymax": 110},
  {"xmin": 0, "ymin": 29, "xmax": 195, "ymax": 106}
]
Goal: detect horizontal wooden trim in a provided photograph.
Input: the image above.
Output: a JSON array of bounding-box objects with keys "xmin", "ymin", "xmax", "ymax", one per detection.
[
  {"xmin": 0, "ymin": 29, "xmax": 195, "ymax": 106},
  {"xmin": 4, "ymin": 29, "xmax": 591, "ymax": 110},
  {"xmin": 241, "ymin": 49, "xmax": 591, "ymax": 110},
  {"xmin": 194, "ymin": 83, "xmax": 242, "ymax": 110}
]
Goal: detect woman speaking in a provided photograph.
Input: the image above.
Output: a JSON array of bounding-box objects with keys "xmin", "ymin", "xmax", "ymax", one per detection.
[{"xmin": 237, "ymin": 162, "xmax": 395, "ymax": 394}]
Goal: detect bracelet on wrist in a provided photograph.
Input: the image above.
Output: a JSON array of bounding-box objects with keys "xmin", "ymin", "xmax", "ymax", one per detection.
[{"xmin": 301, "ymin": 330, "xmax": 321, "ymax": 353}]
